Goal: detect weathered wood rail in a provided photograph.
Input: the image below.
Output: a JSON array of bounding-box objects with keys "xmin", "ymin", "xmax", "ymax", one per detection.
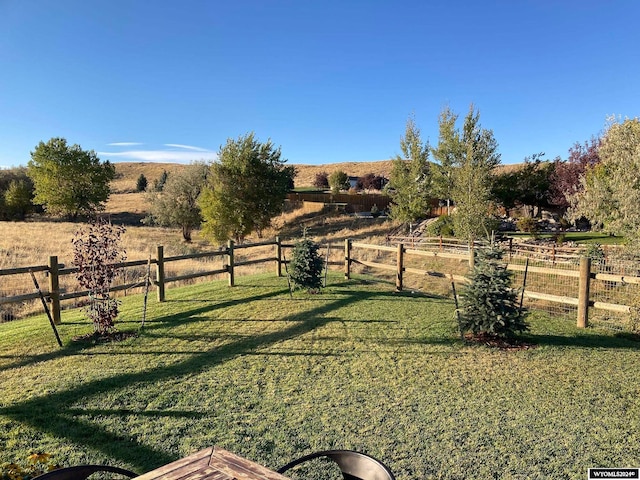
[
  {"xmin": 344, "ymin": 239, "xmax": 635, "ymax": 329},
  {"xmin": 2, "ymin": 236, "xmax": 636, "ymax": 330},
  {"xmin": 0, "ymin": 237, "xmax": 295, "ymax": 324}
]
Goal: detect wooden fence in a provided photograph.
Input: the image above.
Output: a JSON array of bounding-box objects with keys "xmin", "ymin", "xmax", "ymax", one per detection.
[
  {"xmin": 1, "ymin": 236, "xmax": 636, "ymax": 330},
  {"xmin": 344, "ymin": 239, "xmax": 635, "ymax": 329},
  {"xmin": 0, "ymin": 238, "xmax": 294, "ymax": 325}
]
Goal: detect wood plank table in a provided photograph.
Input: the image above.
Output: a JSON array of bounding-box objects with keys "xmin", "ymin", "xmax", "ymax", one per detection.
[{"xmin": 134, "ymin": 447, "xmax": 291, "ymax": 480}]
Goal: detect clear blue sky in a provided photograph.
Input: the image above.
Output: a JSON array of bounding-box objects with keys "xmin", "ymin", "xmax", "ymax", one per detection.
[{"xmin": 1, "ymin": 0, "xmax": 639, "ymax": 169}]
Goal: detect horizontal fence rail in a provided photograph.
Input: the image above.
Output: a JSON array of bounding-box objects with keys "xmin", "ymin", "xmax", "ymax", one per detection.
[
  {"xmin": 1, "ymin": 236, "xmax": 638, "ymax": 332},
  {"xmin": 344, "ymin": 239, "xmax": 637, "ymax": 330},
  {"xmin": 0, "ymin": 238, "xmax": 295, "ymax": 324}
]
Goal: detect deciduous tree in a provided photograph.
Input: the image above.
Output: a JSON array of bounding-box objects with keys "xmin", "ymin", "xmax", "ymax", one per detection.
[
  {"xmin": 451, "ymin": 105, "xmax": 501, "ymax": 242},
  {"xmin": 313, "ymin": 171, "xmax": 329, "ymax": 189},
  {"xmin": 199, "ymin": 133, "xmax": 295, "ymax": 244},
  {"xmin": 360, "ymin": 173, "xmax": 386, "ymax": 191},
  {"xmin": 0, "ymin": 167, "xmax": 34, "ymax": 220},
  {"xmin": 27, "ymin": 137, "xmax": 115, "ymax": 219},
  {"xmin": 387, "ymin": 115, "xmax": 432, "ymax": 231},
  {"xmin": 493, "ymin": 154, "xmax": 554, "ymax": 217},
  {"xmin": 549, "ymin": 136, "xmax": 601, "ymax": 210},
  {"xmin": 3, "ymin": 179, "xmax": 33, "ymax": 220},
  {"xmin": 431, "ymin": 106, "xmax": 461, "ymax": 215},
  {"xmin": 329, "ymin": 170, "xmax": 349, "ymax": 193},
  {"xmin": 145, "ymin": 162, "xmax": 208, "ymax": 242},
  {"xmin": 569, "ymin": 117, "xmax": 640, "ymax": 247}
]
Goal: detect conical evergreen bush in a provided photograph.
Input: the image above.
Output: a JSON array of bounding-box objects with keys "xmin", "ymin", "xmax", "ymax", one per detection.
[
  {"xmin": 459, "ymin": 245, "xmax": 529, "ymax": 337},
  {"xmin": 289, "ymin": 239, "xmax": 324, "ymax": 292}
]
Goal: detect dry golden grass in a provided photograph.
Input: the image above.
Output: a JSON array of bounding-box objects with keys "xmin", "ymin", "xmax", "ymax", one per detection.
[
  {"xmin": 0, "ymin": 203, "xmax": 398, "ymax": 320},
  {"xmin": 112, "ymin": 160, "xmax": 398, "ymax": 190},
  {"xmin": 112, "ymin": 160, "xmax": 523, "ymax": 192},
  {"xmin": 111, "ymin": 162, "xmax": 186, "ymax": 193},
  {"xmin": 104, "ymin": 192, "xmax": 148, "ymax": 214},
  {"xmin": 291, "ymin": 160, "xmax": 396, "ymax": 187}
]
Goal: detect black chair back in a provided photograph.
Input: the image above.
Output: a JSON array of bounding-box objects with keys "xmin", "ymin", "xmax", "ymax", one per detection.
[
  {"xmin": 277, "ymin": 450, "xmax": 395, "ymax": 480},
  {"xmin": 32, "ymin": 465, "xmax": 138, "ymax": 480}
]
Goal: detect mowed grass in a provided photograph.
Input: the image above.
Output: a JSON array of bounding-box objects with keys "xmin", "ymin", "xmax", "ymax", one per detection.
[{"xmin": 1, "ymin": 273, "xmax": 639, "ymax": 479}]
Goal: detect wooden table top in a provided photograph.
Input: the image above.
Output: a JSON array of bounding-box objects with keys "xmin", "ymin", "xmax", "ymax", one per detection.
[{"xmin": 134, "ymin": 447, "xmax": 291, "ymax": 480}]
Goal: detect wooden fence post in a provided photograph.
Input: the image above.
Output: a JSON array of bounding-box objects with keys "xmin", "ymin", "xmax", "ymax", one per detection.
[
  {"xmin": 469, "ymin": 246, "xmax": 475, "ymax": 270},
  {"xmin": 276, "ymin": 236, "xmax": 282, "ymax": 277},
  {"xmin": 227, "ymin": 240, "xmax": 235, "ymax": 286},
  {"xmin": 396, "ymin": 243, "xmax": 404, "ymax": 291},
  {"xmin": 156, "ymin": 246, "xmax": 165, "ymax": 302},
  {"xmin": 48, "ymin": 256, "xmax": 61, "ymax": 325},
  {"xmin": 577, "ymin": 256, "xmax": 591, "ymax": 328},
  {"xmin": 344, "ymin": 239, "xmax": 351, "ymax": 279}
]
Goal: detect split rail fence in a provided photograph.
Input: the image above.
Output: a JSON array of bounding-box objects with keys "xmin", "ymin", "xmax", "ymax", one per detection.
[
  {"xmin": 345, "ymin": 239, "xmax": 637, "ymax": 330},
  {"xmin": 0, "ymin": 238, "xmax": 293, "ymax": 325},
  {"xmin": 1, "ymin": 237, "xmax": 637, "ymax": 331}
]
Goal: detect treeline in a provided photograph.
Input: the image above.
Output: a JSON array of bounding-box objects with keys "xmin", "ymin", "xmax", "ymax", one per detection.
[{"xmin": 0, "ymin": 167, "xmax": 38, "ymax": 220}]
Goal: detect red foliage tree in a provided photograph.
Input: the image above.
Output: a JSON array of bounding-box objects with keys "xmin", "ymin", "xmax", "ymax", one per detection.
[
  {"xmin": 360, "ymin": 173, "xmax": 386, "ymax": 191},
  {"xmin": 313, "ymin": 171, "xmax": 329, "ymax": 188},
  {"xmin": 549, "ymin": 136, "xmax": 601, "ymax": 210}
]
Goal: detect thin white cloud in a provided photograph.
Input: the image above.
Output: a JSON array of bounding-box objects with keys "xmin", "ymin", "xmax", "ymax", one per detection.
[
  {"xmin": 164, "ymin": 143, "xmax": 209, "ymax": 152},
  {"xmin": 107, "ymin": 142, "xmax": 144, "ymax": 146},
  {"xmin": 98, "ymin": 149, "xmax": 217, "ymax": 164}
]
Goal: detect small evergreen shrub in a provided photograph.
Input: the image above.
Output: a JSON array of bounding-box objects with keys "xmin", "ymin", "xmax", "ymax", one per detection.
[
  {"xmin": 459, "ymin": 246, "xmax": 529, "ymax": 337},
  {"xmin": 585, "ymin": 243, "xmax": 605, "ymax": 264},
  {"xmin": 289, "ymin": 239, "xmax": 324, "ymax": 292},
  {"xmin": 426, "ymin": 215, "xmax": 455, "ymax": 237},
  {"xmin": 136, "ymin": 173, "xmax": 148, "ymax": 192},
  {"xmin": 516, "ymin": 217, "xmax": 538, "ymax": 235}
]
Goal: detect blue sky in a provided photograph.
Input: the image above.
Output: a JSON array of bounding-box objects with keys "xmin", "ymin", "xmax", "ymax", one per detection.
[{"xmin": 1, "ymin": 1, "xmax": 638, "ymax": 169}]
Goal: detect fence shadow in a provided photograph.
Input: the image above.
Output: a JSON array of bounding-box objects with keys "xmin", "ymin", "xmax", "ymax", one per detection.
[{"xmin": 0, "ymin": 285, "xmax": 378, "ymax": 472}]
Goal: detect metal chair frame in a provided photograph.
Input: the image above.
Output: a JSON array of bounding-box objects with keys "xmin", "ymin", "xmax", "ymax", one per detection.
[
  {"xmin": 277, "ymin": 449, "xmax": 396, "ymax": 480},
  {"xmin": 32, "ymin": 465, "xmax": 138, "ymax": 480}
]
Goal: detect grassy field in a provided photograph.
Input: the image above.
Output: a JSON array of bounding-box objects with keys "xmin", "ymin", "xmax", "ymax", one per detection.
[{"xmin": 1, "ymin": 273, "xmax": 639, "ymax": 479}]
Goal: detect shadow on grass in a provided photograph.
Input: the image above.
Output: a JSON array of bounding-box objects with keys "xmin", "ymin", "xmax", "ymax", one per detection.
[
  {"xmin": 0, "ymin": 284, "xmax": 380, "ymax": 472},
  {"xmin": 0, "ymin": 288, "xmax": 292, "ymax": 373},
  {"xmin": 3, "ymin": 277, "xmax": 638, "ymax": 471},
  {"xmin": 524, "ymin": 332, "xmax": 640, "ymax": 349}
]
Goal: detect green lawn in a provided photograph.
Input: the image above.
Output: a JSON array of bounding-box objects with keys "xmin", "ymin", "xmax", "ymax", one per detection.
[{"xmin": 1, "ymin": 273, "xmax": 639, "ymax": 479}]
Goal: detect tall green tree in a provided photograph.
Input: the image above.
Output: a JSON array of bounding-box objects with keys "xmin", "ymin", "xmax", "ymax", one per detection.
[
  {"xmin": 431, "ymin": 106, "xmax": 462, "ymax": 215},
  {"xmin": 451, "ymin": 105, "xmax": 501, "ymax": 242},
  {"xmin": 329, "ymin": 170, "xmax": 349, "ymax": 194},
  {"xmin": 0, "ymin": 167, "xmax": 35, "ymax": 220},
  {"xmin": 27, "ymin": 138, "xmax": 115, "ymax": 219},
  {"xmin": 3, "ymin": 180, "xmax": 33, "ymax": 220},
  {"xmin": 569, "ymin": 117, "xmax": 640, "ymax": 248},
  {"xmin": 492, "ymin": 154, "xmax": 554, "ymax": 217},
  {"xmin": 199, "ymin": 132, "xmax": 295, "ymax": 244},
  {"xmin": 145, "ymin": 162, "xmax": 208, "ymax": 242},
  {"xmin": 387, "ymin": 115, "xmax": 432, "ymax": 232}
]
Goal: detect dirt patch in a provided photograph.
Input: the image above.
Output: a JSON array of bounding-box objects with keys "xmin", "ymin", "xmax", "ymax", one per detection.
[
  {"xmin": 464, "ymin": 332, "xmax": 537, "ymax": 351},
  {"xmin": 72, "ymin": 330, "xmax": 138, "ymax": 344}
]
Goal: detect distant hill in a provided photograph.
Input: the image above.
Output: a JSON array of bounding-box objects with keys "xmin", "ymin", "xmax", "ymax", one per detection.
[
  {"xmin": 111, "ymin": 160, "xmax": 397, "ymax": 191},
  {"xmin": 111, "ymin": 160, "xmax": 526, "ymax": 192}
]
